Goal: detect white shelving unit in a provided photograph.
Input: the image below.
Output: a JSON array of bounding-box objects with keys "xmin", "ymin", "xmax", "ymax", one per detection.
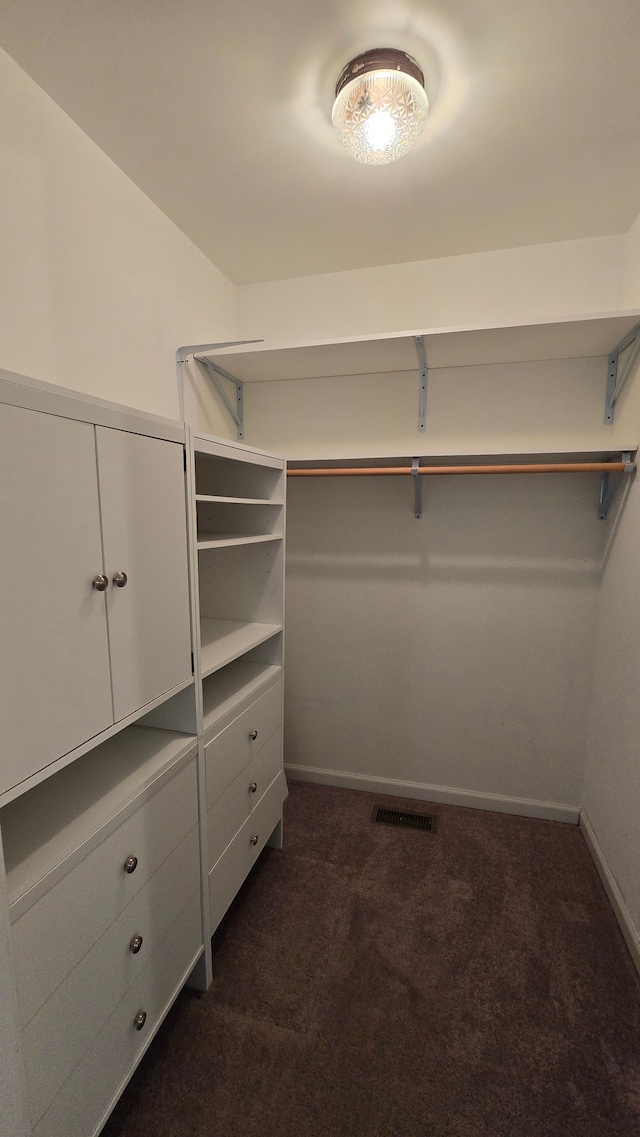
[{"xmin": 190, "ymin": 431, "xmax": 287, "ymax": 964}]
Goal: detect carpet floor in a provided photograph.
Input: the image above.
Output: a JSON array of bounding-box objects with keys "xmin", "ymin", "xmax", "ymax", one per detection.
[{"xmin": 103, "ymin": 782, "xmax": 640, "ymax": 1137}]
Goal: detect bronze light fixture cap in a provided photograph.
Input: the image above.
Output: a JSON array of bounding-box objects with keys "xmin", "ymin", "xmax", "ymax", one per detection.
[{"xmin": 334, "ymin": 49, "xmax": 425, "ymax": 98}]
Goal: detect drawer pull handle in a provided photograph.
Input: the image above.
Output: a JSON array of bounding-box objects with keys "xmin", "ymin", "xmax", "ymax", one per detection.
[
  {"xmin": 250, "ymin": 834, "xmax": 259, "ymax": 846},
  {"xmin": 113, "ymin": 570, "xmax": 128, "ymax": 588},
  {"xmin": 249, "ymin": 782, "xmax": 258, "ymax": 794},
  {"xmin": 249, "ymin": 730, "xmax": 258, "ymax": 741},
  {"xmin": 123, "ymin": 855, "xmax": 138, "ymax": 874},
  {"xmin": 129, "ymin": 935, "xmax": 143, "ymax": 954},
  {"xmin": 134, "ymin": 1009, "xmax": 147, "ymax": 1031},
  {"xmin": 92, "ymin": 574, "xmax": 109, "ymax": 592}
]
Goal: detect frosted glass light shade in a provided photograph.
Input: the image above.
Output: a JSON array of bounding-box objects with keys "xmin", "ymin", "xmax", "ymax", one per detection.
[{"xmin": 332, "ymin": 50, "xmax": 429, "ymax": 166}]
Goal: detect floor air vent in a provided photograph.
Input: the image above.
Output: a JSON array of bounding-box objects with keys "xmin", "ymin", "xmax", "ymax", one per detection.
[{"xmin": 371, "ymin": 806, "xmax": 436, "ymax": 832}]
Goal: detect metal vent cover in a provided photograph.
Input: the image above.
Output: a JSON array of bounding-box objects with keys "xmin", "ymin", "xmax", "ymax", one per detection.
[{"xmin": 371, "ymin": 806, "xmax": 437, "ymax": 832}]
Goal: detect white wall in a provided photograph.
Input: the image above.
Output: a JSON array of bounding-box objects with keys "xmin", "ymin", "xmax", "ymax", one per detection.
[
  {"xmin": 243, "ymin": 356, "xmax": 636, "ymax": 460},
  {"xmin": 285, "ymin": 469, "xmax": 603, "ymax": 818},
  {"xmin": 238, "ymin": 234, "xmax": 626, "ymax": 346},
  {"xmin": 0, "ymin": 47, "xmax": 237, "ymax": 425},
  {"xmin": 583, "ymin": 350, "xmax": 640, "ymax": 960}
]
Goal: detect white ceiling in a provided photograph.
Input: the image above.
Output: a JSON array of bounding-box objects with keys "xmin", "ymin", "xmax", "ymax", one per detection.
[{"xmin": 2, "ymin": 1, "xmax": 640, "ymax": 284}]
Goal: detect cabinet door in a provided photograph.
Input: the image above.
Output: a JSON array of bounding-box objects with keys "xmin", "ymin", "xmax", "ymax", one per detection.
[
  {"xmin": 0, "ymin": 406, "xmax": 113, "ymax": 795},
  {"xmin": 96, "ymin": 428, "xmax": 192, "ymax": 722}
]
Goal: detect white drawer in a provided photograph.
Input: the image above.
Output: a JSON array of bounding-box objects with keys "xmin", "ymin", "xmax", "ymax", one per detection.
[
  {"xmin": 33, "ymin": 890, "xmax": 202, "ymax": 1137},
  {"xmin": 207, "ymin": 729, "xmax": 282, "ymax": 870},
  {"xmin": 208, "ymin": 771, "xmax": 286, "ymax": 934},
  {"xmin": 12, "ymin": 757, "xmax": 198, "ymax": 1027},
  {"xmin": 204, "ymin": 681, "xmax": 282, "ymax": 807},
  {"xmin": 23, "ymin": 825, "xmax": 200, "ymax": 1126}
]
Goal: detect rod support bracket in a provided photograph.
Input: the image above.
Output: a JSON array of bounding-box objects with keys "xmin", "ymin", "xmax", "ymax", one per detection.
[
  {"xmin": 598, "ymin": 452, "xmax": 633, "ymax": 519},
  {"xmin": 411, "ymin": 456, "xmax": 423, "ymax": 519}
]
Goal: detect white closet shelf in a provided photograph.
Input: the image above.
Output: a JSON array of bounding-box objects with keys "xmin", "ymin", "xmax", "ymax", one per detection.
[
  {"xmin": 196, "ymin": 494, "xmax": 283, "ymax": 506},
  {"xmin": 197, "ymin": 533, "xmax": 283, "ymax": 550},
  {"xmin": 0, "ymin": 727, "xmax": 197, "ymax": 905},
  {"xmin": 202, "ymin": 660, "xmax": 283, "ymax": 735},
  {"xmin": 198, "ymin": 313, "xmax": 640, "ymax": 383},
  {"xmin": 200, "ymin": 619, "xmax": 282, "ymax": 677}
]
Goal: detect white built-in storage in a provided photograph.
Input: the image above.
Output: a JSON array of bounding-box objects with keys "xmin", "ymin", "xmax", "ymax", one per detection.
[
  {"xmin": 0, "ymin": 370, "xmax": 204, "ymax": 1137},
  {"xmin": 190, "ymin": 434, "xmax": 287, "ymax": 939}
]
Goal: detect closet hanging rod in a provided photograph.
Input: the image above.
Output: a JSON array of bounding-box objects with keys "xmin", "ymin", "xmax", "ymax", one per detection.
[{"xmin": 287, "ymin": 461, "xmax": 634, "ymax": 477}]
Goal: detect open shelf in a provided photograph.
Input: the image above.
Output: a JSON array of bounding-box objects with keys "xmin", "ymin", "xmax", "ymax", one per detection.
[
  {"xmin": 197, "ymin": 533, "xmax": 283, "ymax": 550},
  {"xmin": 0, "ymin": 727, "xmax": 197, "ymax": 906},
  {"xmin": 196, "ymin": 494, "xmax": 283, "ymax": 505},
  {"xmin": 200, "ymin": 618, "xmax": 282, "ymax": 677},
  {"xmin": 195, "ymin": 448, "xmax": 284, "ymax": 500},
  {"xmin": 202, "ymin": 659, "xmax": 283, "ymax": 735}
]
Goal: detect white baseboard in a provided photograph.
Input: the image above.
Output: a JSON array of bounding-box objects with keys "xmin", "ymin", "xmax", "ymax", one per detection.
[
  {"xmin": 579, "ymin": 810, "xmax": 640, "ymax": 975},
  {"xmin": 284, "ymin": 763, "xmax": 580, "ymax": 825}
]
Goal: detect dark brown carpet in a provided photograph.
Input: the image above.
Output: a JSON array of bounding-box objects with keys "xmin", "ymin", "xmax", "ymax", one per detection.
[{"xmin": 103, "ymin": 783, "xmax": 640, "ymax": 1137}]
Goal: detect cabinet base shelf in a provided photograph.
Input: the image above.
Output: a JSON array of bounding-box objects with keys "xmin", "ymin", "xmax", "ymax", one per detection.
[
  {"xmin": 202, "ymin": 661, "xmax": 283, "ymax": 737},
  {"xmin": 200, "ymin": 619, "xmax": 282, "ymax": 677}
]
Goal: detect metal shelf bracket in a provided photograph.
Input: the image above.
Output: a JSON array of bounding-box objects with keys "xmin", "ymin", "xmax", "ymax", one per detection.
[
  {"xmin": 411, "ymin": 456, "xmax": 423, "ymax": 519},
  {"xmin": 175, "ymin": 339, "xmax": 263, "ymax": 436},
  {"xmin": 415, "ymin": 336, "xmax": 427, "ymax": 432},
  {"xmin": 598, "ymin": 452, "xmax": 634, "ymax": 519},
  {"xmin": 195, "ymin": 356, "xmax": 244, "ymax": 440},
  {"xmin": 604, "ymin": 322, "xmax": 640, "ymax": 424}
]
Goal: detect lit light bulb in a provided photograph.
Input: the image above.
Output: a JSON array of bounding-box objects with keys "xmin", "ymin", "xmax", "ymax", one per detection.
[{"xmin": 362, "ymin": 110, "xmax": 397, "ymax": 152}]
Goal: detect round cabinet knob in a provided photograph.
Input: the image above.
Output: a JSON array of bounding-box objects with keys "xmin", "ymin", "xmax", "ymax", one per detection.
[
  {"xmin": 123, "ymin": 855, "xmax": 138, "ymax": 874},
  {"xmin": 133, "ymin": 1010, "xmax": 147, "ymax": 1031},
  {"xmin": 113, "ymin": 570, "xmax": 128, "ymax": 588},
  {"xmin": 250, "ymin": 835, "xmax": 259, "ymax": 846},
  {"xmin": 249, "ymin": 730, "xmax": 258, "ymax": 741},
  {"xmin": 92, "ymin": 574, "xmax": 109, "ymax": 592},
  {"xmin": 249, "ymin": 782, "xmax": 258, "ymax": 794},
  {"xmin": 129, "ymin": 934, "xmax": 143, "ymax": 955}
]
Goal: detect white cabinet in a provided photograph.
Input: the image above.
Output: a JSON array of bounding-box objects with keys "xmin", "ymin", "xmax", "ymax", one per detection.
[{"xmin": 0, "ymin": 391, "xmax": 192, "ymax": 799}]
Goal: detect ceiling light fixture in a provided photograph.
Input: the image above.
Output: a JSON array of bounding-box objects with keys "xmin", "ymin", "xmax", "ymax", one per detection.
[{"xmin": 332, "ymin": 48, "xmax": 429, "ymax": 166}]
